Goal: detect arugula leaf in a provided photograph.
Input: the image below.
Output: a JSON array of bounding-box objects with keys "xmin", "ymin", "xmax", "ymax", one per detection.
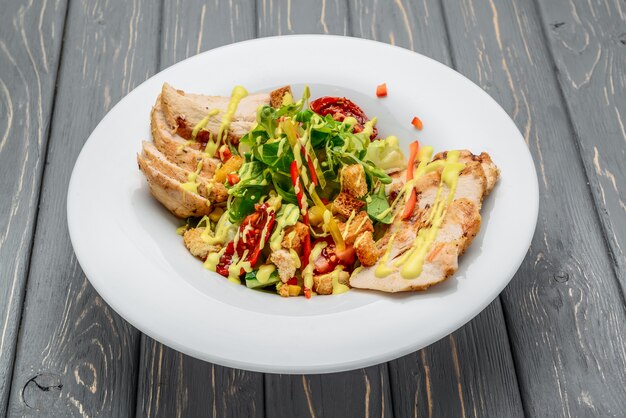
[
  {"xmin": 253, "ymin": 138, "xmax": 294, "ymax": 172},
  {"xmin": 366, "ymin": 187, "xmax": 393, "ymax": 224}
]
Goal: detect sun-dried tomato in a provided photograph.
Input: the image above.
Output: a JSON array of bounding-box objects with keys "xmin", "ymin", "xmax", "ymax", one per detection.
[
  {"xmin": 216, "ymin": 203, "xmax": 276, "ymax": 278},
  {"xmin": 310, "ymin": 97, "xmax": 378, "ymax": 139}
]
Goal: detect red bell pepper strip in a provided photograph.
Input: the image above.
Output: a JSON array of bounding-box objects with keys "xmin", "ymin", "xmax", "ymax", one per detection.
[
  {"xmin": 304, "ymin": 151, "xmax": 318, "ymax": 186},
  {"xmin": 402, "ymin": 141, "xmax": 419, "ymax": 220}
]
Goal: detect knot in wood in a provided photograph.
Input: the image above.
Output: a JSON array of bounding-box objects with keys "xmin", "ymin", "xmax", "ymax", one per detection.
[
  {"xmin": 553, "ymin": 271, "xmax": 569, "ymax": 283},
  {"xmin": 22, "ymin": 372, "xmax": 63, "ymax": 410}
]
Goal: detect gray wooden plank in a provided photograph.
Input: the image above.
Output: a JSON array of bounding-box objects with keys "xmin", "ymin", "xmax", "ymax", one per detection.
[
  {"xmin": 0, "ymin": 0, "xmax": 67, "ymax": 414},
  {"xmin": 536, "ymin": 0, "xmax": 626, "ymax": 287},
  {"xmin": 5, "ymin": 0, "xmax": 161, "ymax": 416},
  {"xmin": 256, "ymin": 2, "xmax": 393, "ymax": 416},
  {"xmin": 134, "ymin": 1, "xmax": 265, "ymax": 417},
  {"xmin": 136, "ymin": 338, "xmax": 263, "ymax": 418},
  {"xmin": 265, "ymin": 366, "xmax": 392, "ymax": 418},
  {"xmin": 348, "ymin": 1, "xmax": 524, "ymax": 416},
  {"xmin": 257, "ymin": 0, "xmax": 349, "ymax": 37},
  {"xmin": 441, "ymin": 0, "xmax": 626, "ymax": 416}
]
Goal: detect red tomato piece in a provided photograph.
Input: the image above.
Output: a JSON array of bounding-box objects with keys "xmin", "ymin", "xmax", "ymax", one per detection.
[{"xmin": 310, "ymin": 96, "xmax": 378, "ymax": 139}]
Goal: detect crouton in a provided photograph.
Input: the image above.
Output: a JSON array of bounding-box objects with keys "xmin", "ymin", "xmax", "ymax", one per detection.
[
  {"xmin": 183, "ymin": 228, "xmax": 222, "ymax": 260},
  {"xmin": 281, "ymin": 222, "xmax": 309, "ymax": 252},
  {"xmin": 208, "ymin": 182, "xmax": 229, "ymax": 203},
  {"xmin": 341, "ymin": 164, "xmax": 368, "ymax": 198},
  {"xmin": 354, "ymin": 231, "xmax": 380, "ymax": 267},
  {"xmin": 313, "ymin": 270, "xmax": 350, "ymax": 295},
  {"xmin": 270, "ymin": 249, "xmax": 299, "ymax": 283},
  {"xmin": 332, "ymin": 192, "xmax": 365, "ymax": 220},
  {"xmin": 269, "ymin": 85, "xmax": 293, "ymax": 108},
  {"xmin": 338, "ymin": 211, "xmax": 374, "ymax": 246}
]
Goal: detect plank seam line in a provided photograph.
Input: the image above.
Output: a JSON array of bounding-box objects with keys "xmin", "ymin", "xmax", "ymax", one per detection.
[
  {"xmin": 439, "ymin": 1, "xmax": 528, "ymax": 416},
  {"xmin": 2, "ymin": 0, "xmax": 72, "ymax": 415},
  {"xmin": 530, "ymin": 0, "xmax": 626, "ymax": 302},
  {"xmin": 134, "ymin": 0, "xmax": 165, "ymax": 414}
]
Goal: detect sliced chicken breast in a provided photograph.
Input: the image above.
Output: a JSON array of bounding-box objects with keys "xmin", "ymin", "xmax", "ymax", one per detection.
[
  {"xmin": 350, "ymin": 152, "xmax": 498, "ymax": 292},
  {"xmin": 160, "ymin": 83, "xmax": 290, "ymax": 142},
  {"xmin": 137, "ymin": 154, "xmax": 212, "ymax": 218},
  {"xmin": 150, "ymin": 96, "xmax": 218, "ymax": 178}
]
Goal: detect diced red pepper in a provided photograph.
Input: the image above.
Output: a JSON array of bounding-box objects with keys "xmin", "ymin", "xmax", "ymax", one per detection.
[
  {"xmin": 227, "ymin": 173, "xmax": 240, "ymax": 185},
  {"xmin": 304, "ymin": 288, "xmax": 312, "ymax": 298},
  {"xmin": 218, "ymin": 145, "xmax": 232, "ymax": 162},
  {"xmin": 287, "ymin": 277, "xmax": 298, "ymax": 285},
  {"xmin": 376, "ymin": 83, "xmax": 387, "ymax": 97},
  {"xmin": 411, "ymin": 116, "xmax": 423, "ymax": 130}
]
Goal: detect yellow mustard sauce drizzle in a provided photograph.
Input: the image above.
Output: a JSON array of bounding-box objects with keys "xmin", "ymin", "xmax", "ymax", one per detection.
[
  {"xmin": 303, "ymin": 241, "xmax": 328, "ymax": 291},
  {"xmin": 202, "ymin": 211, "xmax": 232, "ymax": 244},
  {"xmin": 205, "ymin": 85, "xmax": 248, "ymax": 157},
  {"xmin": 331, "ymin": 266, "xmax": 350, "ymax": 294},
  {"xmin": 375, "ymin": 232, "xmax": 397, "ymax": 278},
  {"xmin": 192, "ymin": 108, "xmax": 220, "ymax": 139},
  {"xmin": 181, "ymin": 160, "xmax": 205, "ymax": 194},
  {"xmin": 204, "ymin": 247, "xmax": 226, "ymax": 271},
  {"xmin": 342, "ymin": 210, "xmax": 357, "ymax": 238},
  {"xmin": 392, "ymin": 150, "xmax": 465, "ymax": 279},
  {"xmin": 256, "ymin": 264, "xmax": 276, "ymax": 284},
  {"xmin": 228, "ymin": 249, "xmax": 252, "ymax": 284},
  {"xmin": 269, "ymin": 204, "xmax": 299, "ymax": 251}
]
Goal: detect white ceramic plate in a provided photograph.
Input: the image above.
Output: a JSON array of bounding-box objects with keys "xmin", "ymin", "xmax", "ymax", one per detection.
[{"xmin": 68, "ymin": 35, "xmax": 538, "ymax": 374}]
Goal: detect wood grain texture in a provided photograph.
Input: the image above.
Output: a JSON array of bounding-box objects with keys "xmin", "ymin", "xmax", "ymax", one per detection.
[
  {"xmin": 257, "ymin": 0, "xmax": 349, "ymax": 37},
  {"xmin": 5, "ymin": 0, "xmax": 160, "ymax": 416},
  {"xmin": 442, "ymin": 0, "xmax": 626, "ymax": 415},
  {"xmin": 265, "ymin": 366, "xmax": 392, "ymax": 418},
  {"xmin": 136, "ymin": 337, "xmax": 263, "ymax": 418},
  {"xmin": 349, "ymin": 1, "xmax": 524, "ymax": 416},
  {"xmin": 134, "ymin": 1, "xmax": 265, "ymax": 417},
  {"xmin": 258, "ymin": 3, "xmax": 393, "ymax": 417},
  {"xmin": 0, "ymin": 0, "xmax": 67, "ymax": 414},
  {"xmin": 535, "ymin": 0, "xmax": 626, "ymax": 286}
]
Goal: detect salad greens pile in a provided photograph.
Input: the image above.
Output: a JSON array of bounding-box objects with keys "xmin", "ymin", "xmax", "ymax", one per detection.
[{"xmin": 226, "ymin": 88, "xmax": 405, "ymax": 225}]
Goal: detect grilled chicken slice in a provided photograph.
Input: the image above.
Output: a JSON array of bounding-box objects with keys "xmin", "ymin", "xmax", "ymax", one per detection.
[
  {"xmin": 160, "ymin": 83, "xmax": 291, "ymax": 141},
  {"xmin": 137, "ymin": 154, "xmax": 212, "ymax": 218},
  {"xmin": 350, "ymin": 151, "xmax": 498, "ymax": 292},
  {"xmin": 151, "ymin": 96, "xmax": 218, "ymax": 178}
]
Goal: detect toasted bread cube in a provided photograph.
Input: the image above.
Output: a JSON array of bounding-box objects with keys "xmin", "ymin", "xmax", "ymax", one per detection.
[
  {"xmin": 354, "ymin": 231, "xmax": 380, "ymax": 267},
  {"xmin": 338, "ymin": 211, "xmax": 374, "ymax": 246},
  {"xmin": 270, "ymin": 249, "xmax": 298, "ymax": 283},
  {"xmin": 269, "ymin": 85, "xmax": 293, "ymax": 108},
  {"xmin": 183, "ymin": 228, "xmax": 222, "ymax": 260},
  {"xmin": 341, "ymin": 164, "xmax": 368, "ymax": 198},
  {"xmin": 313, "ymin": 270, "xmax": 351, "ymax": 295},
  {"xmin": 332, "ymin": 192, "xmax": 365, "ymax": 220},
  {"xmin": 281, "ymin": 222, "xmax": 309, "ymax": 252}
]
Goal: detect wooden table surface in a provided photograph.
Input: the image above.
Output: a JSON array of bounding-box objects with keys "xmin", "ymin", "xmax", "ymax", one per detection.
[{"xmin": 1, "ymin": 0, "xmax": 624, "ymax": 416}]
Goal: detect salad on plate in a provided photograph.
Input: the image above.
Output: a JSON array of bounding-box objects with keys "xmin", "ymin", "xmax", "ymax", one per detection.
[{"xmin": 137, "ymin": 83, "xmax": 498, "ymax": 298}]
